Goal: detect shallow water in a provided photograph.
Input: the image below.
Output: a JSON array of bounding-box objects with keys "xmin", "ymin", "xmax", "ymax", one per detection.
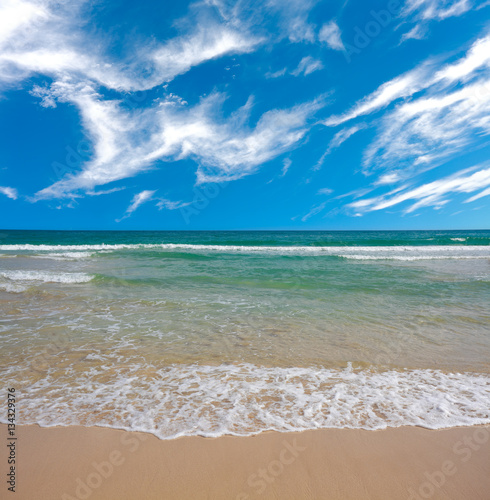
[{"xmin": 1, "ymin": 230, "xmax": 489, "ymax": 438}]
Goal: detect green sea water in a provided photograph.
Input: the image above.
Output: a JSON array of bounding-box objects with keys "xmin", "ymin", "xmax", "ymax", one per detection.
[{"xmin": 0, "ymin": 230, "xmax": 489, "ymax": 437}]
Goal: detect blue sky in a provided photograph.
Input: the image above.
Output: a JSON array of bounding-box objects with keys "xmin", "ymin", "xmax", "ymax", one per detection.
[{"xmin": 1, "ymin": 0, "xmax": 490, "ymax": 230}]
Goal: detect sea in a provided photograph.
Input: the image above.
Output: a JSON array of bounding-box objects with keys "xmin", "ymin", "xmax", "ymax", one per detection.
[{"xmin": 0, "ymin": 229, "xmax": 489, "ymax": 438}]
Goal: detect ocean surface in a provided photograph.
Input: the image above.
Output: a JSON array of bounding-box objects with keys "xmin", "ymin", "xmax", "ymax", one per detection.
[{"xmin": 1, "ymin": 230, "xmax": 489, "ymax": 438}]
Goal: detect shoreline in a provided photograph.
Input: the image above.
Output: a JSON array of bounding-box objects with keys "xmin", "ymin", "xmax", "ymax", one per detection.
[{"xmin": 2, "ymin": 424, "xmax": 489, "ymax": 499}]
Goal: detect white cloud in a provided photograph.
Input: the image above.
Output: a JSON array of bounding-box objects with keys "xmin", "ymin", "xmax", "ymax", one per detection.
[
  {"xmin": 34, "ymin": 81, "xmax": 146, "ymax": 198},
  {"xmin": 266, "ymin": 0, "xmax": 318, "ymax": 43},
  {"xmin": 85, "ymin": 187, "xmax": 126, "ymax": 196},
  {"xmin": 328, "ymin": 124, "xmax": 365, "ymax": 150},
  {"xmin": 0, "ymin": 0, "xmax": 48, "ymax": 47},
  {"xmin": 281, "ymin": 158, "xmax": 292, "ymax": 176},
  {"xmin": 314, "ymin": 124, "xmax": 365, "ymax": 170},
  {"xmin": 433, "ymin": 35, "xmax": 490, "ymax": 84},
  {"xmin": 325, "ymin": 34, "xmax": 490, "ymax": 128},
  {"xmin": 205, "ymin": 0, "xmax": 319, "ymax": 44},
  {"xmin": 291, "ymin": 56, "xmax": 323, "ymax": 77},
  {"xmin": 0, "ymin": 186, "xmax": 18, "ymax": 200},
  {"xmin": 0, "ymin": 0, "xmax": 327, "ymax": 201},
  {"xmin": 375, "ymin": 172, "xmax": 402, "ymax": 185},
  {"xmin": 265, "ymin": 68, "xmax": 287, "ymax": 79},
  {"xmin": 318, "ymin": 21, "xmax": 345, "ymax": 51},
  {"xmin": 400, "ymin": 1, "xmax": 484, "ymax": 46},
  {"xmin": 117, "ymin": 190, "xmax": 155, "ymax": 222},
  {"xmin": 317, "ymin": 187, "xmax": 333, "ymax": 195},
  {"xmin": 363, "ymin": 77, "xmax": 490, "ymax": 173},
  {"xmin": 348, "ymin": 164, "xmax": 490, "ymax": 214},
  {"xmin": 0, "ymin": 0, "xmax": 261, "ymax": 94},
  {"xmin": 156, "ymin": 198, "xmax": 192, "ymax": 210},
  {"xmin": 400, "ymin": 24, "xmax": 427, "ymax": 43},
  {"xmin": 322, "ymin": 32, "xmax": 490, "ymax": 193},
  {"xmin": 403, "ymin": 0, "xmax": 473, "ymax": 20},
  {"xmin": 465, "ymin": 186, "xmax": 490, "ymax": 203},
  {"xmin": 194, "ymin": 98, "xmax": 324, "ymax": 184},
  {"xmin": 152, "ymin": 27, "xmax": 259, "ymax": 84},
  {"xmin": 33, "ymin": 86, "xmax": 324, "ymax": 198},
  {"xmin": 324, "ymin": 69, "xmax": 429, "ymax": 126},
  {"xmin": 301, "ymin": 201, "xmax": 327, "ymax": 221}
]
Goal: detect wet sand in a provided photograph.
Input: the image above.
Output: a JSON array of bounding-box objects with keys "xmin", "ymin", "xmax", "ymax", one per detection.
[{"xmin": 1, "ymin": 423, "xmax": 489, "ymax": 499}]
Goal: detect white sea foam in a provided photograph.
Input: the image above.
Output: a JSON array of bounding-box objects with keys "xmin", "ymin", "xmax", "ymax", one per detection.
[
  {"xmin": 0, "ymin": 270, "xmax": 94, "ymax": 284},
  {"xmin": 34, "ymin": 251, "xmax": 95, "ymax": 261},
  {"xmin": 0, "ymin": 244, "xmax": 488, "ymax": 260},
  {"xmin": 5, "ymin": 364, "xmax": 490, "ymax": 439},
  {"xmin": 0, "ymin": 282, "xmax": 26, "ymax": 293}
]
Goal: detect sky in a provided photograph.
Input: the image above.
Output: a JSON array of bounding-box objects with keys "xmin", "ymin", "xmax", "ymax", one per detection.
[{"xmin": 0, "ymin": 0, "xmax": 490, "ymax": 230}]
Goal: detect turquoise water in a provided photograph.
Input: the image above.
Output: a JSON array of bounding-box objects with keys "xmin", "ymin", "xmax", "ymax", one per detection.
[
  {"xmin": 0, "ymin": 230, "xmax": 489, "ymax": 437},
  {"xmin": 2, "ymin": 228, "xmax": 490, "ymax": 246}
]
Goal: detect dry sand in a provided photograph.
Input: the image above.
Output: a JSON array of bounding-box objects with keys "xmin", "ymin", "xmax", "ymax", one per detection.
[{"xmin": 1, "ymin": 423, "xmax": 489, "ymax": 500}]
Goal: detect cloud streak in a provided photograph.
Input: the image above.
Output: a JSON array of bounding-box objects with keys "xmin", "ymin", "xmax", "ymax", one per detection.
[
  {"xmin": 318, "ymin": 21, "xmax": 345, "ymax": 51},
  {"xmin": 301, "ymin": 201, "xmax": 327, "ymax": 221},
  {"xmin": 314, "ymin": 124, "xmax": 365, "ymax": 170},
  {"xmin": 400, "ymin": 0, "xmax": 482, "ymax": 43},
  {"xmin": 348, "ymin": 164, "xmax": 490, "ymax": 214},
  {"xmin": 0, "ymin": 186, "xmax": 18, "ymax": 200},
  {"xmin": 402, "ymin": 0, "xmax": 473, "ymax": 21},
  {"xmin": 116, "ymin": 190, "xmax": 155, "ymax": 222},
  {"xmin": 291, "ymin": 56, "xmax": 323, "ymax": 77}
]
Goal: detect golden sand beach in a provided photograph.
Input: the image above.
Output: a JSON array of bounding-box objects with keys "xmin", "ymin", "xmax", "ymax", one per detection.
[{"xmin": 2, "ymin": 424, "xmax": 489, "ymax": 500}]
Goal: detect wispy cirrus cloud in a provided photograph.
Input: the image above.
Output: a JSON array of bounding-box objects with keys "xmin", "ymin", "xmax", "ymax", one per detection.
[
  {"xmin": 314, "ymin": 124, "xmax": 365, "ymax": 170},
  {"xmin": 205, "ymin": 0, "xmax": 319, "ymax": 44},
  {"xmin": 117, "ymin": 190, "xmax": 191, "ymax": 221},
  {"xmin": 33, "ymin": 84, "xmax": 324, "ymax": 198},
  {"xmin": 0, "ymin": 186, "xmax": 18, "ymax": 200},
  {"xmin": 116, "ymin": 190, "xmax": 155, "ymax": 222},
  {"xmin": 151, "ymin": 27, "xmax": 259, "ymax": 85},
  {"xmin": 291, "ymin": 56, "xmax": 323, "ymax": 77},
  {"xmin": 268, "ymin": 56, "xmax": 324, "ymax": 80},
  {"xmin": 318, "ymin": 21, "xmax": 345, "ymax": 51},
  {"xmin": 400, "ymin": 24, "xmax": 427, "ymax": 43},
  {"xmin": 193, "ymin": 98, "xmax": 324, "ymax": 184},
  {"xmin": 348, "ymin": 164, "xmax": 490, "ymax": 214},
  {"xmin": 281, "ymin": 158, "xmax": 292, "ymax": 177},
  {"xmin": 323, "ymin": 68, "xmax": 430, "ymax": 127},
  {"xmin": 301, "ymin": 201, "xmax": 327, "ymax": 221},
  {"xmin": 324, "ymin": 31, "xmax": 490, "ymax": 216},
  {"xmin": 325, "ymin": 34, "xmax": 490, "ymax": 128},
  {"xmin": 0, "ymin": 0, "xmax": 260, "ymax": 93},
  {"xmin": 325, "ymin": 34, "xmax": 490, "ymax": 177},
  {"xmin": 400, "ymin": 0, "xmax": 487, "ymax": 43},
  {"xmin": 156, "ymin": 199, "xmax": 192, "ymax": 211},
  {"xmin": 363, "ymin": 77, "xmax": 490, "ymax": 174},
  {"xmin": 402, "ymin": 0, "xmax": 473, "ymax": 21},
  {"xmin": 2, "ymin": 0, "xmax": 327, "ymax": 203},
  {"xmin": 465, "ymin": 186, "xmax": 490, "ymax": 203}
]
